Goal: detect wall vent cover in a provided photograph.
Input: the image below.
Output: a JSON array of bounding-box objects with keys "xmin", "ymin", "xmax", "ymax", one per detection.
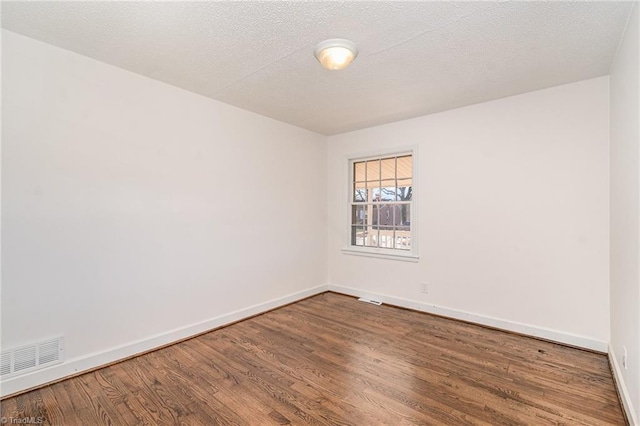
[{"xmin": 0, "ymin": 337, "xmax": 64, "ymax": 379}]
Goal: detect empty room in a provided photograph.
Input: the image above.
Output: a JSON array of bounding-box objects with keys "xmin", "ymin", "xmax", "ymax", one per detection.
[{"xmin": 1, "ymin": 1, "xmax": 639, "ymax": 425}]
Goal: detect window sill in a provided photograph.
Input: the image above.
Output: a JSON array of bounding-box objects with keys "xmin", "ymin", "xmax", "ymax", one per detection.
[{"xmin": 341, "ymin": 247, "xmax": 419, "ymax": 262}]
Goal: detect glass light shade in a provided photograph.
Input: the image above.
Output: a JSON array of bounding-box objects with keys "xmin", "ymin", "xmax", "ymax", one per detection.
[{"xmin": 314, "ymin": 39, "xmax": 358, "ymax": 71}]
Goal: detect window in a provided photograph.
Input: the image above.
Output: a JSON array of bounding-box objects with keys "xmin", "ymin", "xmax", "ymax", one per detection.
[{"xmin": 347, "ymin": 152, "xmax": 415, "ymax": 259}]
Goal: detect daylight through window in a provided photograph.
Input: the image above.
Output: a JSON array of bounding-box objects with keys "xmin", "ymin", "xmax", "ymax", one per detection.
[{"xmin": 350, "ymin": 154, "xmax": 412, "ymax": 251}]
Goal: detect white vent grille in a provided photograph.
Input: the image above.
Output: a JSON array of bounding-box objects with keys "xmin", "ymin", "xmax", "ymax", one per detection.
[
  {"xmin": 39, "ymin": 340, "xmax": 61, "ymax": 365},
  {"xmin": 14, "ymin": 346, "xmax": 36, "ymax": 372},
  {"xmin": 0, "ymin": 352, "xmax": 11, "ymax": 376},
  {"xmin": 0, "ymin": 337, "xmax": 64, "ymax": 379}
]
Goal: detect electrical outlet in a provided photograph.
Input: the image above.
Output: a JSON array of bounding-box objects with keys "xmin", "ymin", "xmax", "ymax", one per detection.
[
  {"xmin": 623, "ymin": 345, "xmax": 628, "ymax": 370},
  {"xmin": 420, "ymin": 282, "xmax": 429, "ymax": 294}
]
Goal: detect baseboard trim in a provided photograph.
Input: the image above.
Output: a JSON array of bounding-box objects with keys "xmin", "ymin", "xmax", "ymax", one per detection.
[
  {"xmin": 0, "ymin": 284, "xmax": 328, "ymax": 399},
  {"xmin": 609, "ymin": 345, "xmax": 638, "ymax": 425},
  {"xmin": 328, "ymin": 284, "xmax": 608, "ymax": 353},
  {"xmin": 2, "ymin": 283, "xmax": 612, "ymax": 399}
]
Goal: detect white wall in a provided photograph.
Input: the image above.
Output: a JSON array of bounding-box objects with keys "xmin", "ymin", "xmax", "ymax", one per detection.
[
  {"xmin": 610, "ymin": 4, "xmax": 640, "ymax": 423},
  {"xmin": 328, "ymin": 77, "xmax": 610, "ymax": 350},
  {"xmin": 1, "ymin": 30, "xmax": 327, "ymax": 395}
]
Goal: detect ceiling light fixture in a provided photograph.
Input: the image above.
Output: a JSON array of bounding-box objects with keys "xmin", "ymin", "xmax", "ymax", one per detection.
[{"xmin": 314, "ymin": 39, "xmax": 358, "ymax": 71}]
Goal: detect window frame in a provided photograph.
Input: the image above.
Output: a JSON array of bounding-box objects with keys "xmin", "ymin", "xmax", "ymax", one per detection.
[{"xmin": 342, "ymin": 147, "xmax": 419, "ymax": 262}]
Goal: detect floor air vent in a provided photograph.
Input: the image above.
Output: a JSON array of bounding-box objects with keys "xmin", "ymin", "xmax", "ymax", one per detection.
[
  {"xmin": 358, "ymin": 297, "xmax": 382, "ymax": 305},
  {"xmin": 0, "ymin": 337, "xmax": 64, "ymax": 379}
]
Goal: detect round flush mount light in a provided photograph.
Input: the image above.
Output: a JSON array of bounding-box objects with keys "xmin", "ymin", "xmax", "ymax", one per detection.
[{"xmin": 314, "ymin": 39, "xmax": 358, "ymax": 71}]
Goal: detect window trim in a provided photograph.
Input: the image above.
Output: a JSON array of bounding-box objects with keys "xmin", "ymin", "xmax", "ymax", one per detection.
[{"xmin": 342, "ymin": 146, "xmax": 419, "ymax": 262}]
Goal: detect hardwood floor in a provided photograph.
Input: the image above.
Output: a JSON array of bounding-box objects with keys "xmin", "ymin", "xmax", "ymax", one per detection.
[{"xmin": 1, "ymin": 292, "xmax": 626, "ymax": 425}]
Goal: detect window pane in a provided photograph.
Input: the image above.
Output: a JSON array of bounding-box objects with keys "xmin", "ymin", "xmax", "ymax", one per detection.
[
  {"xmin": 354, "ymin": 161, "xmax": 366, "ymax": 182},
  {"xmin": 378, "ymin": 227, "xmax": 394, "ymax": 248},
  {"xmin": 366, "ymin": 160, "xmax": 380, "ymax": 183},
  {"xmin": 351, "ymin": 205, "xmax": 368, "ymax": 226},
  {"xmin": 396, "ymin": 179, "xmax": 412, "ymax": 201},
  {"xmin": 397, "ymin": 155, "xmax": 412, "ymax": 179},
  {"xmin": 399, "ymin": 204, "xmax": 411, "ymax": 226},
  {"xmin": 372, "ymin": 187, "xmax": 382, "ymax": 202},
  {"xmin": 376, "ymin": 204, "xmax": 396, "ymax": 227},
  {"xmin": 371, "ymin": 204, "xmax": 380, "ymax": 227},
  {"xmin": 395, "ymin": 226, "xmax": 411, "ymax": 250},
  {"xmin": 354, "ymin": 183, "xmax": 367, "ymax": 202},
  {"xmin": 352, "ymin": 226, "xmax": 365, "ymax": 246},
  {"xmin": 381, "ymin": 157, "xmax": 395, "ymax": 180},
  {"xmin": 380, "ymin": 180, "xmax": 396, "ymax": 201},
  {"xmin": 392, "ymin": 205, "xmax": 401, "ymax": 226},
  {"xmin": 364, "ymin": 226, "xmax": 378, "ymax": 247}
]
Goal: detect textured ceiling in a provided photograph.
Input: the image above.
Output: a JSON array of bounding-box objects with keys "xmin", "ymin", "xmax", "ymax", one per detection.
[{"xmin": 1, "ymin": 1, "xmax": 635, "ymax": 135}]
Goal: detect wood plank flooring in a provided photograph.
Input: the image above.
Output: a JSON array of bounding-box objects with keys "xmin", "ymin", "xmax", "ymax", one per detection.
[{"xmin": 1, "ymin": 292, "xmax": 626, "ymax": 425}]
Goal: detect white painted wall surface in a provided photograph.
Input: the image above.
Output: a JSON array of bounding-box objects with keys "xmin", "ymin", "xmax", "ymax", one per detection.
[
  {"xmin": 609, "ymin": 4, "xmax": 640, "ymax": 423},
  {"xmin": 1, "ymin": 30, "xmax": 327, "ymax": 394},
  {"xmin": 328, "ymin": 77, "xmax": 610, "ymax": 349}
]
